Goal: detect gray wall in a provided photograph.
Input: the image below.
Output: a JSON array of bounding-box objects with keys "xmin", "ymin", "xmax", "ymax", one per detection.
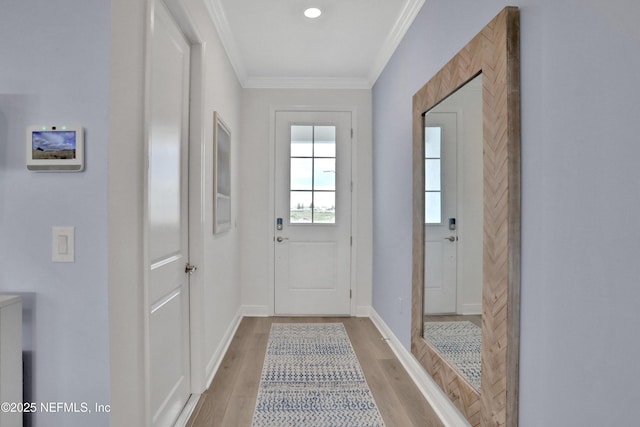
[
  {"xmin": 0, "ymin": 0, "xmax": 111, "ymax": 425},
  {"xmin": 372, "ymin": 0, "xmax": 640, "ymax": 424}
]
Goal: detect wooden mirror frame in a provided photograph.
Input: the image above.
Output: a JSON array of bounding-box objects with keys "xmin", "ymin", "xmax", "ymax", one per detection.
[{"xmin": 411, "ymin": 7, "xmax": 520, "ymax": 426}]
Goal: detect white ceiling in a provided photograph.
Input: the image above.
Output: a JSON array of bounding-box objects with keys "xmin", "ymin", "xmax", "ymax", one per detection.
[{"xmin": 205, "ymin": 0, "xmax": 425, "ymax": 89}]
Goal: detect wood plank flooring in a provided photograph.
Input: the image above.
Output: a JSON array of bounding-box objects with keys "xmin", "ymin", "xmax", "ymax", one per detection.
[{"xmin": 186, "ymin": 317, "xmax": 444, "ymax": 427}]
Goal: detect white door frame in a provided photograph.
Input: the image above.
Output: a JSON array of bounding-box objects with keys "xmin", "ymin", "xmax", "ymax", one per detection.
[
  {"xmin": 142, "ymin": 1, "xmax": 206, "ymax": 424},
  {"xmin": 267, "ymin": 106, "xmax": 359, "ymax": 316},
  {"xmin": 453, "ymin": 107, "xmax": 467, "ymax": 315}
]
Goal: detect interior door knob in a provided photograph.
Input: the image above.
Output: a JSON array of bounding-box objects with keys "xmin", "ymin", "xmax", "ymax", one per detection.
[
  {"xmin": 276, "ymin": 236, "xmax": 289, "ymax": 243},
  {"xmin": 444, "ymin": 236, "xmax": 457, "ymax": 242},
  {"xmin": 185, "ymin": 263, "xmax": 197, "ymax": 275}
]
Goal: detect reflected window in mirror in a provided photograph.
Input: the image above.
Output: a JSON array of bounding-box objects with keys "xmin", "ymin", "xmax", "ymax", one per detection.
[{"xmin": 425, "ymin": 126, "xmax": 442, "ymax": 224}]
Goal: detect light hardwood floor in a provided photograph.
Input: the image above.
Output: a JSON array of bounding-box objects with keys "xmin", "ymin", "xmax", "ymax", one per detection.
[{"xmin": 186, "ymin": 316, "xmax": 444, "ymax": 427}]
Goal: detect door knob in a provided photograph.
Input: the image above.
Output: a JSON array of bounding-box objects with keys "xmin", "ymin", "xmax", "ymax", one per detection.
[
  {"xmin": 185, "ymin": 263, "xmax": 197, "ymax": 275},
  {"xmin": 444, "ymin": 236, "xmax": 457, "ymax": 242},
  {"xmin": 276, "ymin": 236, "xmax": 289, "ymax": 243}
]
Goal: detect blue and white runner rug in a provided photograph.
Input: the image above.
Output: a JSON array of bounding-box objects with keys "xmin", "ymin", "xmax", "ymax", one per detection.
[
  {"xmin": 423, "ymin": 321, "xmax": 482, "ymax": 391},
  {"xmin": 251, "ymin": 323, "xmax": 386, "ymax": 427}
]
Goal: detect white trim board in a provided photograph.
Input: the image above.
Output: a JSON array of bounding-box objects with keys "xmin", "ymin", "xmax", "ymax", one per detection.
[
  {"xmin": 175, "ymin": 308, "xmax": 243, "ymax": 427},
  {"xmin": 356, "ymin": 305, "xmax": 371, "ymax": 317},
  {"xmin": 204, "ymin": 0, "xmax": 247, "ymax": 84},
  {"xmin": 243, "ymin": 76, "xmax": 371, "ymax": 90},
  {"xmin": 242, "ymin": 305, "xmax": 270, "ymax": 317},
  {"xmin": 366, "ymin": 0, "xmax": 426, "ymax": 86},
  {"xmin": 204, "ymin": 308, "xmax": 244, "ymax": 389},
  {"xmin": 461, "ymin": 303, "xmax": 482, "ymax": 315},
  {"xmin": 368, "ymin": 309, "xmax": 470, "ymax": 427},
  {"xmin": 173, "ymin": 394, "xmax": 201, "ymax": 427}
]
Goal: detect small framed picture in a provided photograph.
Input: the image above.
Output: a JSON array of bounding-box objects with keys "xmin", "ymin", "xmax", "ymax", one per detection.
[{"xmin": 213, "ymin": 112, "xmax": 231, "ymax": 234}]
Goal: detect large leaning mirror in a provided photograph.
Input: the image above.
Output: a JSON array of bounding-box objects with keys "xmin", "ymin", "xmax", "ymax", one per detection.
[{"xmin": 411, "ymin": 7, "xmax": 520, "ymax": 426}]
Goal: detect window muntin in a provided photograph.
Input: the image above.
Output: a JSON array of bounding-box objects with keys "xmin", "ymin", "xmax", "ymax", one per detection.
[{"xmin": 290, "ymin": 125, "xmax": 337, "ymax": 224}]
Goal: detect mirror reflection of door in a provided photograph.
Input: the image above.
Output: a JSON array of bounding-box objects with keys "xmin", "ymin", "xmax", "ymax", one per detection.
[
  {"xmin": 424, "ymin": 74, "xmax": 483, "ymax": 320},
  {"xmin": 424, "ymin": 115, "xmax": 458, "ymax": 314},
  {"xmin": 423, "ymin": 75, "xmax": 484, "ymax": 390}
]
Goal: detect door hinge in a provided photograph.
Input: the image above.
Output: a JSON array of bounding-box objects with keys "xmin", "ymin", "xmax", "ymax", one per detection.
[
  {"xmin": 351, "ymin": 128, "xmax": 354, "ymax": 138},
  {"xmin": 350, "ymin": 236, "xmax": 353, "ymax": 246},
  {"xmin": 350, "ymin": 289, "xmax": 352, "ymax": 299}
]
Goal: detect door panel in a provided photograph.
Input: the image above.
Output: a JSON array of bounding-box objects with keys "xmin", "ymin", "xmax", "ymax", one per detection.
[
  {"xmin": 148, "ymin": 2, "xmax": 191, "ymax": 425},
  {"xmin": 288, "ymin": 242, "xmax": 337, "ymax": 289},
  {"xmin": 274, "ymin": 111, "xmax": 352, "ymax": 315},
  {"xmin": 424, "ymin": 112, "xmax": 458, "ymax": 314}
]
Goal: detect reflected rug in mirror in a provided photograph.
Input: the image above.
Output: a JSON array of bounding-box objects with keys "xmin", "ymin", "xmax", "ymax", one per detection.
[
  {"xmin": 423, "ymin": 321, "xmax": 482, "ymax": 391},
  {"xmin": 251, "ymin": 323, "xmax": 385, "ymax": 427}
]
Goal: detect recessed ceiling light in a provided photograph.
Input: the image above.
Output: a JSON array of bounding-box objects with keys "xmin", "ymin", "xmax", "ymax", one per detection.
[{"xmin": 304, "ymin": 7, "xmax": 322, "ymax": 19}]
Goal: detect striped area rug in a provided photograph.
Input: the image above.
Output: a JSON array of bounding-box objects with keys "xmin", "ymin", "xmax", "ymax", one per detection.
[
  {"xmin": 423, "ymin": 321, "xmax": 482, "ymax": 391},
  {"xmin": 251, "ymin": 323, "xmax": 385, "ymax": 427}
]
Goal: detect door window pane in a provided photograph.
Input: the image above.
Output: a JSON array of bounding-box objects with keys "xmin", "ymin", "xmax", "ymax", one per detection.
[
  {"xmin": 313, "ymin": 158, "xmax": 336, "ymax": 190},
  {"xmin": 314, "ymin": 126, "xmax": 336, "ymax": 157},
  {"xmin": 425, "ymin": 127, "xmax": 441, "ymax": 158},
  {"xmin": 425, "ymin": 126, "xmax": 442, "ymax": 224},
  {"xmin": 290, "ymin": 191, "xmax": 313, "ymax": 223},
  {"xmin": 291, "ymin": 158, "xmax": 313, "ymax": 190},
  {"xmin": 291, "ymin": 125, "xmax": 313, "ymax": 157},
  {"xmin": 425, "ymin": 159, "xmax": 441, "ymax": 192},
  {"xmin": 313, "ymin": 192, "xmax": 335, "ymax": 223},
  {"xmin": 289, "ymin": 125, "xmax": 338, "ymax": 224},
  {"xmin": 425, "ymin": 192, "xmax": 442, "ymax": 224}
]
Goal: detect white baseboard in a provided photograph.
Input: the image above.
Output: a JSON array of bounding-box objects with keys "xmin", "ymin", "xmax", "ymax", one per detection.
[
  {"xmin": 204, "ymin": 308, "xmax": 243, "ymax": 389},
  {"xmin": 355, "ymin": 305, "xmax": 371, "ymax": 317},
  {"xmin": 173, "ymin": 393, "xmax": 201, "ymax": 427},
  {"xmin": 241, "ymin": 305, "xmax": 370, "ymax": 317},
  {"xmin": 242, "ymin": 304, "xmax": 270, "ymax": 317},
  {"xmin": 460, "ymin": 303, "xmax": 482, "ymax": 315},
  {"xmin": 175, "ymin": 308, "xmax": 243, "ymax": 427},
  {"xmin": 368, "ymin": 309, "xmax": 470, "ymax": 427}
]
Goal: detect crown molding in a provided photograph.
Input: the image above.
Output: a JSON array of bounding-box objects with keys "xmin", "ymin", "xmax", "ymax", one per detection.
[
  {"xmin": 243, "ymin": 76, "xmax": 372, "ymax": 90},
  {"xmin": 204, "ymin": 0, "xmax": 247, "ymax": 83},
  {"xmin": 367, "ymin": 0, "xmax": 425, "ymax": 86}
]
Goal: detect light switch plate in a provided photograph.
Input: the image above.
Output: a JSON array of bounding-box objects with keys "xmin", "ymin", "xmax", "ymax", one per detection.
[{"xmin": 52, "ymin": 226, "xmax": 74, "ymax": 262}]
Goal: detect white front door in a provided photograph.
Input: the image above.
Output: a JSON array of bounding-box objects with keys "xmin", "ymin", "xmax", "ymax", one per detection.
[
  {"xmin": 424, "ymin": 112, "xmax": 458, "ymax": 314},
  {"xmin": 274, "ymin": 111, "xmax": 352, "ymax": 315},
  {"xmin": 148, "ymin": 2, "xmax": 191, "ymax": 425}
]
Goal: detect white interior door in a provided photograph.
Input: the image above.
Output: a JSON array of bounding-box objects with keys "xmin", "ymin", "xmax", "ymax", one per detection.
[
  {"xmin": 274, "ymin": 111, "xmax": 352, "ymax": 315},
  {"xmin": 148, "ymin": 2, "xmax": 191, "ymax": 425},
  {"xmin": 424, "ymin": 112, "xmax": 458, "ymax": 314}
]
